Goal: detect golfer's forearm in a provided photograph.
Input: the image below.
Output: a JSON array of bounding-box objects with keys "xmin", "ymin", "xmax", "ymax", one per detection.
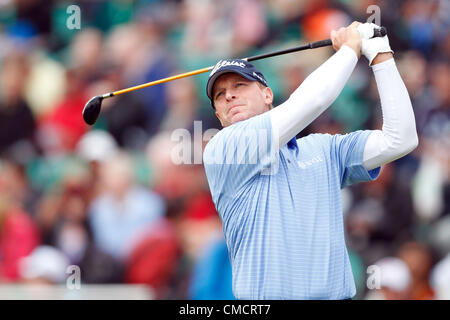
[
  {"xmin": 362, "ymin": 58, "xmax": 418, "ymax": 170},
  {"xmin": 270, "ymin": 45, "xmax": 358, "ymax": 147}
]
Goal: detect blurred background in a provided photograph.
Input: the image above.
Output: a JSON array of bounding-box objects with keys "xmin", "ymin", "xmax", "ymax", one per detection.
[{"xmin": 0, "ymin": 0, "xmax": 448, "ymax": 300}]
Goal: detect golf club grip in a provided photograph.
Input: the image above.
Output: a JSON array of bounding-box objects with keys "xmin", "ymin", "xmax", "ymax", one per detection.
[
  {"xmin": 246, "ymin": 27, "xmax": 387, "ymax": 62},
  {"xmin": 374, "ymin": 26, "xmax": 387, "ymax": 37},
  {"xmin": 309, "ymin": 26, "xmax": 387, "ymax": 49},
  {"xmin": 309, "ymin": 39, "xmax": 332, "ymax": 49}
]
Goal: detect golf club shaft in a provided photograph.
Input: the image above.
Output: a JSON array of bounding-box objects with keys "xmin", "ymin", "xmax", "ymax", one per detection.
[
  {"xmin": 105, "ymin": 39, "xmax": 333, "ymax": 99},
  {"xmin": 110, "ymin": 66, "xmax": 213, "ymax": 97},
  {"xmin": 245, "ymin": 40, "xmax": 331, "ymax": 62}
]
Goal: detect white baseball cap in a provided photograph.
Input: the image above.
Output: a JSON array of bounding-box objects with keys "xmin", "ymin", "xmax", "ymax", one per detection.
[
  {"xmin": 19, "ymin": 246, "xmax": 70, "ymax": 284},
  {"xmin": 375, "ymin": 257, "xmax": 412, "ymax": 292},
  {"xmin": 76, "ymin": 130, "xmax": 118, "ymax": 162}
]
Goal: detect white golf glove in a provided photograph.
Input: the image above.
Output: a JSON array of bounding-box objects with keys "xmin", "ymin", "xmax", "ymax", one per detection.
[{"xmin": 357, "ymin": 23, "xmax": 393, "ymax": 65}]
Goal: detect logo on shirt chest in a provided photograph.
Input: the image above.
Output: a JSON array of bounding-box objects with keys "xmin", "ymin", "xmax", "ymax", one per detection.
[{"xmin": 297, "ymin": 156, "xmax": 323, "ymax": 169}]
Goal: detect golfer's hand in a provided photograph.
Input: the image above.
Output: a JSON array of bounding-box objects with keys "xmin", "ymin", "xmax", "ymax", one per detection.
[
  {"xmin": 330, "ymin": 21, "xmax": 362, "ymax": 58},
  {"xmin": 357, "ymin": 22, "xmax": 393, "ymax": 65}
]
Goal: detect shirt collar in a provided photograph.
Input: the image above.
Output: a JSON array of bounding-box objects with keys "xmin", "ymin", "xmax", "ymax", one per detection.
[{"xmin": 287, "ymin": 136, "xmax": 298, "ymax": 150}]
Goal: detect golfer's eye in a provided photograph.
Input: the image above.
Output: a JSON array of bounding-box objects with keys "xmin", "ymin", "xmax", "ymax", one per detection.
[
  {"xmin": 236, "ymin": 83, "xmax": 245, "ymax": 87},
  {"xmin": 215, "ymin": 91, "xmax": 223, "ymax": 100}
]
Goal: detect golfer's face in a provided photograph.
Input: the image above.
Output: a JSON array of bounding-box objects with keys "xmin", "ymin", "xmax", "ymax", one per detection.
[{"xmin": 213, "ymin": 73, "xmax": 273, "ymax": 127}]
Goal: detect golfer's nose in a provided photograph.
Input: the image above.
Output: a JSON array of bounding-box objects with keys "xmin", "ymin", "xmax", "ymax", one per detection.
[{"xmin": 225, "ymin": 89, "xmax": 236, "ymax": 101}]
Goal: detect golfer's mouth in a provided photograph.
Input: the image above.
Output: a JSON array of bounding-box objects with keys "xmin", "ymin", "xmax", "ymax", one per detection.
[{"xmin": 229, "ymin": 104, "xmax": 244, "ymax": 115}]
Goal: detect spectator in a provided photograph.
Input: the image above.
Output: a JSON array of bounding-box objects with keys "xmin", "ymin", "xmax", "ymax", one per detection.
[
  {"xmin": 161, "ymin": 76, "xmax": 199, "ymax": 132},
  {"xmin": 35, "ymin": 166, "xmax": 124, "ymax": 284},
  {"xmin": 346, "ymin": 163, "xmax": 417, "ymax": 264},
  {"xmin": 98, "ymin": 64, "xmax": 149, "ymax": 150},
  {"xmin": 68, "ymin": 28, "xmax": 103, "ymax": 81},
  {"xmin": 189, "ymin": 235, "xmax": 234, "ymax": 300},
  {"xmin": 76, "ymin": 130, "xmax": 119, "ymax": 202},
  {"xmin": 430, "ymin": 253, "xmax": 450, "ymax": 300},
  {"xmin": 88, "ymin": 151, "xmax": 165, "ymax": 261},
  {"xmin": 0, "ymin": 196, "xmax": 40, "ymax": 282},
  {"xmin": 0, "ymin": 158, "xmax": 41, "ymax": 216},
  {"xmin": 37, "ymin": 68, "xmax": 88, "ymax": 154},
  {"xmin": 0, "ymin": 52, "xmax": 36, "ymax": 155},
  {"xmin": 365, "ymin": 257, "xmax": 412, "ymax": 300},
  {"xmin": 124, "ymin": 218, "xmax": 181, "ymax": 299},
  {"xmin": 397, "ymin": 241, "xmax": 435, "ymax": 300}
]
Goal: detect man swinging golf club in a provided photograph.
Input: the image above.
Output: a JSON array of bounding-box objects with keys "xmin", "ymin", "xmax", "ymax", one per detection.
[{"xmin": 202, "ymin": 22, "xmax": 418, "ymax": 299}]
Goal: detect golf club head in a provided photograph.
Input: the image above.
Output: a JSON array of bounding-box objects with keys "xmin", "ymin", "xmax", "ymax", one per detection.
[{"xmin": 82, "ymin": 96, "xmax": 103, "ymax": 125}]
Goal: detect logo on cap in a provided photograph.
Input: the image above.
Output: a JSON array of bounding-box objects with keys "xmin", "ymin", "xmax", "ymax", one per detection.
[
  {"xmin": 210, "ymin": 60, "xmax": 247, "ymax": 77},
  {"xmin": 252, "ymin": 72, "xmax": 267, "ymax": 86}
]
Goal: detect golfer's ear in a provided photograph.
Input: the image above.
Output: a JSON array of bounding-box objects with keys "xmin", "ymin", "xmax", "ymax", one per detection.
[
  {"xmin": 215, "ymin": 111, "xmax": 224, "ymax": 126},
  {"xmin": 263, "ymin": 86, "xmax": 274, "ymax": 105}
]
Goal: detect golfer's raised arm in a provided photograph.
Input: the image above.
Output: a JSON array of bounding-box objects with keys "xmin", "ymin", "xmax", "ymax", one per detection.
[
  {"xmin": 362, "ymin": 54, "xmax": 418, "ymax": 170},
  {"xmin": 270, "ymin": 23, "xmax": 360, "ymax": 148}
]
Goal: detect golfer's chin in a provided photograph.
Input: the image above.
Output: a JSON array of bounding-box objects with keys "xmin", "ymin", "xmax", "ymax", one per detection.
[{"xmin": 229, "ymin": 111, "xmax": 251, "ymax": 125}]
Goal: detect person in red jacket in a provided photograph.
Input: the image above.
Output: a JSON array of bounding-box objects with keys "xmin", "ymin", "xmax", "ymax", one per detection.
[{"xmin": 0, "ymin": 203, "xmax": 40, "ymax": 282}]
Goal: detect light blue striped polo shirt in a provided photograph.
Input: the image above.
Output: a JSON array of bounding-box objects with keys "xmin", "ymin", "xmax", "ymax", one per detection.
[{"xmin": 203, "ymin": 111, "xmax": 381, "ymax": 300}]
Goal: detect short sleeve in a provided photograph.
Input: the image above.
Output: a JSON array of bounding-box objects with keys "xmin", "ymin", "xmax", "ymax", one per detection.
[
  {"xmin": 203, "ymin": 112, "xmax": 276, "ymax": 216},
  {"xmin": 330, "ymin": 130, "xmax": 381, "ymax": 188}
]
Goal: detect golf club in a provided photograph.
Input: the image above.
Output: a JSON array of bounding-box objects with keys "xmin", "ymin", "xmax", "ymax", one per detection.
[{"xmin": 82, "ymin": 27, "xmax": 387, "ymax": 125}]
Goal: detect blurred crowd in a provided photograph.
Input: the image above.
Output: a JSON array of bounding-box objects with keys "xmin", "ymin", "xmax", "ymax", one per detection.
[{"xmin": 0, "ymin": 0, "xmax": 448, "ymax": 300}]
